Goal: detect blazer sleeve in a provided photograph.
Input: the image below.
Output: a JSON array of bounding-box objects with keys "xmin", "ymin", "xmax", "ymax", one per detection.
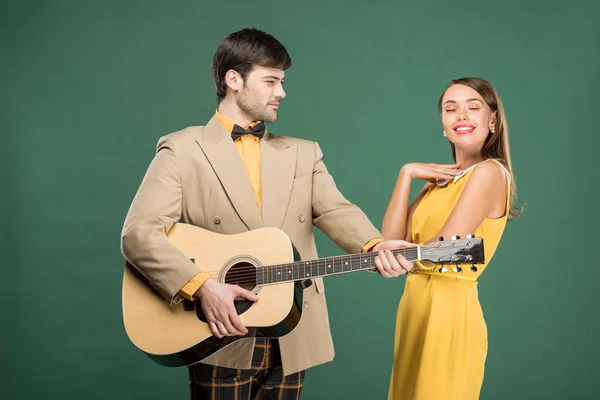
[
  {"xmin": 311, "ymin": 142, "xmax": 382, "ymax": 254},
  {"xmin": 120, "ymin": 136, "xmax": 205, "ymax": 305}
]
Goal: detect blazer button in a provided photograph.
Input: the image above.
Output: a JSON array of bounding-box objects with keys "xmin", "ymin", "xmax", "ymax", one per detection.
[
  {"xmin": 213, "ymin": 216, "xmax": 221, "ymax": 225},
  {"xmin": 303, "ymin": 301, "xmax": 310, "ymax": 309},
  {"xmin": 298, "ymin": 214, "xmax": 306, "ymax": 223}
]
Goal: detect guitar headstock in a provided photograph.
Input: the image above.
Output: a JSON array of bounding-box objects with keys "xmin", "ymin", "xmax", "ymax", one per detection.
[{"xmin": 421, "ymin": 235, "xmax": 485, "ymax": 264}]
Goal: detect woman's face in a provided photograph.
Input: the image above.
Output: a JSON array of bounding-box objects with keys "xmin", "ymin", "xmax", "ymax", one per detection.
[{"xmin": 440, "ymin": 84, "xmax": 496, "ymax": 154}]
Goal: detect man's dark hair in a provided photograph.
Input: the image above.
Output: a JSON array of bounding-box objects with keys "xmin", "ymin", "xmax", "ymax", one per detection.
[{"xmin": 212, "ymin": 28, "xmax": 292, "ymax": 102}]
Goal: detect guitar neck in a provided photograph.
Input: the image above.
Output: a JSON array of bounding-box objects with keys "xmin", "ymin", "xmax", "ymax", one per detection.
[{"xmin": 256, "ymin": 248, "xmax": 421, "ymax": 286}]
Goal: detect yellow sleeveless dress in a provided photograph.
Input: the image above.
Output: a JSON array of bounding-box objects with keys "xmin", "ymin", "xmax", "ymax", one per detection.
[{"xmin": 387, "ymin": 160, "xmax": 510, "ymax": 400}]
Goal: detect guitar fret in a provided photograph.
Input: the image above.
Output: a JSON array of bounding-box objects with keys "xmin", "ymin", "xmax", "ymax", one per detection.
[
  {"xmin": 290, "ymin": 263, "xmax": 295, "ymax": 281},
  {"xmin": 363, "ymin": 254, "xmax": 370, "ymax": 269}
]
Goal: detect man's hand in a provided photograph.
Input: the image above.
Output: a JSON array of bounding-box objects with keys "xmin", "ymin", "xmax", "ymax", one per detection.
[
  {"xmin": 194, "ymin": 279, "xmax": 259, "ymax": 338},
  {"xmin": 372, "ymin": 240, "xmax": 415, "ymax": 278}
]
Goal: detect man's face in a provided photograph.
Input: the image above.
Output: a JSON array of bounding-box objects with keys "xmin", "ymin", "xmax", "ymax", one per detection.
[{"xmin": 236, "ymin": 66, "xmax": 286, "ymax": 123}]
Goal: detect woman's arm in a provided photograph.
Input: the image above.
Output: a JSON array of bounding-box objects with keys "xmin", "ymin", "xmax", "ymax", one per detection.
[
  {"xmin": 382, "ymin": 162, "xmax": 462, "ymax": 241},
  {"xmin": 424, "ymin": 160, "xmax": 508, "ymax": 244}
]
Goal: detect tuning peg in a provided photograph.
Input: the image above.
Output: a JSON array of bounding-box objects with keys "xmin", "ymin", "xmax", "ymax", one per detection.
[
  {"xmin": 439, "ymin": 265, "xmax": 448, "ymax": 273},
  {"xmin": 471, "ymin": 264, "xmax": 478, "ymax": 272},
  {"xmin": 466, "ymin": 234, "xmax": 475, "ymax": 239},
  {"xmin": 453, "ymin": 264, "xmax": 462, "ymax": 273},
  {"xmin": 451, "ymin": 235, "xmax": 460, "ymax": 240},
  {"xmin": 439, "ymin": 236, "xmax": 444, "ymax": 241}
]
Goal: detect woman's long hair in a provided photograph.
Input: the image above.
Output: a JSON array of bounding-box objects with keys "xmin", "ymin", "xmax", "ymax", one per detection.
[{"xmin": 438, "ymin": 77, "xmax": 523, "ymax": 220}]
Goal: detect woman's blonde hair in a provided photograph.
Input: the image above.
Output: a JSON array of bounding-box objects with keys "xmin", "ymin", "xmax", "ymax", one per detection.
[{"xmin": 438, "ymin": 77, "xmax": 523, "ymax": 220}]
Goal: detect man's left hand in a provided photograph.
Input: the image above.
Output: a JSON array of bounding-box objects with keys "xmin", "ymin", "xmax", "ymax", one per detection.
[{"xmin": 372, "ymin": 240, "xmax": 415, "ymax": 278}]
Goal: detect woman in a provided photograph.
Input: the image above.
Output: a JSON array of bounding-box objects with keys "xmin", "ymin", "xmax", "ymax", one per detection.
[{"xmin": 382, "ymin": 77, "xmax": 522, "ymax": 400}]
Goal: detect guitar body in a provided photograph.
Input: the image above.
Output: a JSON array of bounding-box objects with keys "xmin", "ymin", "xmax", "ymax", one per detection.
[{"xmin": 122, "ymin": 224, "xmax": 301, "ymax": 368}]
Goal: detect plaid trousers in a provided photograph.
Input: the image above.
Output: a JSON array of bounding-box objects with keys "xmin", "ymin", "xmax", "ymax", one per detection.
[{"xmin": 189, "ymin": 338, "xmax": 305, "ymax": 400}]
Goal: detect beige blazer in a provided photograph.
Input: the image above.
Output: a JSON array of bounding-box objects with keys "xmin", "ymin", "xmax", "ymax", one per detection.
[{"xmin": 121, "ymin": 116, "xmax": 381, "ymax": 375}]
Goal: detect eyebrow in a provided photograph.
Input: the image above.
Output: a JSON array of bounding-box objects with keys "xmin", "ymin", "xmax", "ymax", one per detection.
[
  {"xmin": 262, "ymin": 76, "xmax": 284, "ymax": 81},
  {"xmin": 443, "ymin": 98, "xmax": 483, "ymax": 106}
]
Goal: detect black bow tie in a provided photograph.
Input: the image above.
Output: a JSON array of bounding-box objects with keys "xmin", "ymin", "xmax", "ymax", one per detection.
[{"xmin": 231, "ymin": 121, "xmax": 265, "ymax": 140}]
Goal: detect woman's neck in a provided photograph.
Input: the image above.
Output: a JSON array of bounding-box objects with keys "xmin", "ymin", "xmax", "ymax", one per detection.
[{"xmin": 454, "ymin": 150, "xmax": 484, "ymax": 170}]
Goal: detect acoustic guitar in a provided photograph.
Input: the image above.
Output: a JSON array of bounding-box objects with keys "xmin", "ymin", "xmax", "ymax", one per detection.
[{"xmin": 122, "ymin": 223, "xmax": 484, "ymax": 367}]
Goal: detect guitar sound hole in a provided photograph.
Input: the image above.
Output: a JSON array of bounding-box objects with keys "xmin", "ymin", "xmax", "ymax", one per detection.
[{"xmin": 224, "ymin": 261, "xmax": 257, "ymax": 291}]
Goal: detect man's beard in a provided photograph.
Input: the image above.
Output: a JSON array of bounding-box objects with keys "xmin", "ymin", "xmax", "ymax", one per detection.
[{"xmin": 238, "ymin": 88, "xmax": 277, "ymax": 123}]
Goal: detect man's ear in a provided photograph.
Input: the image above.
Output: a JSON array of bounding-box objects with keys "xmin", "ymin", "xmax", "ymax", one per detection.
[{"xmin": 225, "ymin": 69, "xmax": 242, "ymax": 92}]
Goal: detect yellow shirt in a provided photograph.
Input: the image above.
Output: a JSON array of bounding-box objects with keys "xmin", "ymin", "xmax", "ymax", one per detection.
[{"xmin": 178, "ymin": 111, "xmax": 383, "ymax": 299}]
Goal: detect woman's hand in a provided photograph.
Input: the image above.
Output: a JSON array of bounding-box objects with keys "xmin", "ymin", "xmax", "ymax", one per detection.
[{"xmin": 400, "ymin": 162, "xmax": 463, "ymax": 183}]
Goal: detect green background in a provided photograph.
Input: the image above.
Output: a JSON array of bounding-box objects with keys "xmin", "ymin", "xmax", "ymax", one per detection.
[{"xmin": 2, "ymin": 0, "xmax": 598, "ymax": 399}]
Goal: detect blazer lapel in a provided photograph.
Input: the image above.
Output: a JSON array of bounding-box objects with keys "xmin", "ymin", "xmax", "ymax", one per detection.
[
  {"xmin": 261, "ymin": 131, "xmax": 297, "ymax": 229},
  {"xmin": 196, "ymin": 117, "xmax": 264, "ymax": 230}
]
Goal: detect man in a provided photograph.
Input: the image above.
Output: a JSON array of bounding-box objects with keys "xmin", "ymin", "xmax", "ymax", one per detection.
[{"xmin": 121, "ymin": 28, "xmax": 412, "ymax": 399}]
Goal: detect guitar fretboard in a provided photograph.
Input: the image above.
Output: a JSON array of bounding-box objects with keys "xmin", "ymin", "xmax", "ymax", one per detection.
[{"xmin": 256, "ymin": 248, "xmax": 420, "ymax": 285}]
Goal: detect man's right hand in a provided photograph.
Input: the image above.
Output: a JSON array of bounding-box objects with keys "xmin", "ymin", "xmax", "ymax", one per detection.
[{"xmin": 194, "ymin": 279, "xmax": 259, "ymax": 339}]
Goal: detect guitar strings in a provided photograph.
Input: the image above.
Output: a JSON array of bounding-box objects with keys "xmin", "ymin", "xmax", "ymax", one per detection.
[
  {"xmin": 197, "ymin": 245, "xmax": 468, "ymax": 281},
  {"xmin": 200, "ymin": 249, "xmax": 421, "ymax": 279},
  {"xmin": 187, "ymin": 244, "xmax": 477, "ymax": 286}
]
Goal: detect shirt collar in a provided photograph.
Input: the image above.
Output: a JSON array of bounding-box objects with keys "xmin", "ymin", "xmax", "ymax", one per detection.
[{"xmin": 214, "ymin": 109, "xmax": 261, "ymax": 134}]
